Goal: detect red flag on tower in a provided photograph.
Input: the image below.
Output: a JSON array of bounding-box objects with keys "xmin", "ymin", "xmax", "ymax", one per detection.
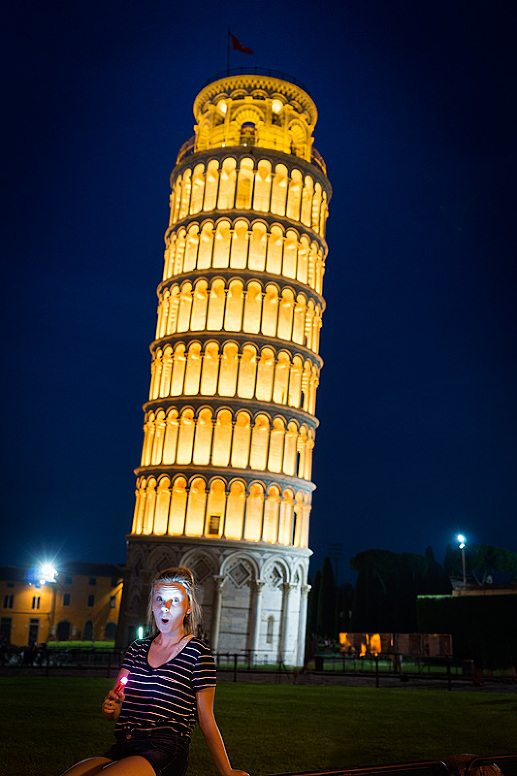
[{"xmin": 229, "ymin": 32, "xmax": 253, "ymax": 55}]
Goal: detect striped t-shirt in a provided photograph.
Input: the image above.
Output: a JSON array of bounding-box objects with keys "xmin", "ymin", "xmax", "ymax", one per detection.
[{"xmin": 115, "ymin": 637, "xmax": 216, "ymax": 738}]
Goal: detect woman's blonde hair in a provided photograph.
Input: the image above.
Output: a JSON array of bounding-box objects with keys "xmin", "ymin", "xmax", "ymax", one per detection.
[{"xmin": 147, "ymin": 566, "xmax": 201, "ymax": 636}]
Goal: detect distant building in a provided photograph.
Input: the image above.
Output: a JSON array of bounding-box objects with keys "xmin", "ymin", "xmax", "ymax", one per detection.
[
  {"xmin": 117, "ymin": 70, "xmax": 332, "ymax": 665},
  {"xmin": 0, "ymin": 562, "xmax": 123, "ymax": 646}
]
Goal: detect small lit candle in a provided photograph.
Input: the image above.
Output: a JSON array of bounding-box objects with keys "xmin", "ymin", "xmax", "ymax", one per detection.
[{"xmin": 113, "ymin": 675, "xmax": 128, "ymax": 694}]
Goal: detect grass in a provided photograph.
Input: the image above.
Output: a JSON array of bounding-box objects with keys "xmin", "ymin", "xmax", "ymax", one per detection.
[{"xmin": 0, "ymin": 677, "xmax": 515, "ymax": 776}]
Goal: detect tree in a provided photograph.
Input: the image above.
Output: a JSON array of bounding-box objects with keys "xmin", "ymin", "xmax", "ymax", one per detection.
[{"xmin": 317, "ymin": 557, "xmax": 337, "ymax": 638}]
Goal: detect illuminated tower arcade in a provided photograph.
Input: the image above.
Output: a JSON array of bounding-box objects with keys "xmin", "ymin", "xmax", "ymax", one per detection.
[{"xmin": 118, "ymin": 71, "xmax": 331, "ymax": 664}]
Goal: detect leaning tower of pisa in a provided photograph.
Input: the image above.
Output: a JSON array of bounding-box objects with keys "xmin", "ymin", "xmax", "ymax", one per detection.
[{"xmin": 117, "ymin": 70, "xmax": 331, "ymax": 665}]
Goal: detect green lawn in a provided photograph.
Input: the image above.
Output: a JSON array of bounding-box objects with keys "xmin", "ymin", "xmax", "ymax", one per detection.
[{"xmin": 0, "ymin": 677, "xmax": 515, "ymax": 776}]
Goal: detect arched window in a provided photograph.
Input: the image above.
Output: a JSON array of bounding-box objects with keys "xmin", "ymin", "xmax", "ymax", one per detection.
[
  {"xmin": 163, "ymin": 409, "xmax": 179, "ymax": 464},
  {"xmin": 174, "ymin": 229, "xmax": 186, "ymax": 275},
  {"xmin": 190, "ymin": 163, "xmax": 205, "ymax": 214},
  {"xmin": 297, "ymin": 235, "xmax": 309, "ymax": 285},
  {"xmin": 184, "ymin": 224, "xmax": 200, "ymax": 272},
  {"xmin": 278, "ymin": 490, "xmax": 294, "ymax": 545},
  {"xmin": 133, "ymin": 478, "xmax": 146, "ymax": 534},
  {"xmin": 217, "ymin": 158, "xmax": 237, "ymax": 209},
  {"xmin": 283, "ymin": 230, "xmax": 298, "ymax": 279},
  {"xmin": 198, "ymin": 222, "xmax": 214, "ymax": 269},
  {"xmin": 261, "ymin": 285, "xmax": 278, "ymax": 337},
  {"xmin": 235, "ymin": 157, "xmax": 254, "ymax": 209},
  {"xmin": 271, "ymin": 163, "xmax": 288, "ymax": 216},
  {"xmin": 248, "ymin": 222, "xmax": 267, "ymax": 271},
  {"xmin": 273, "ymin": 351, "xmax": 290, "ymax": 404},
  {"xmin": 263, "ymin": 486, "xmax": 280, "ymax": 543},
  {"xmin": 212, "ymin": 409, "xmax": 233, "ymax": 467},
  {"xmin": 177, "ymin": 282, "xmax": 193, "ymax": 332},
  {"xmin": 225, "ymin": 481, "xmax": 245, "ymax": 540},
  {"xmin": 253, "ymin": 160, "xmax": 271, "ymax": 212},
  {"xmin": 159, "ymin": 346, "xmax": 173, "ymax": 397},
  {"xmin": 170, "ymin": 343, "xmax": 186, "ymax": 396},
  {"xmin": 231, "ymin": 412, "xmax": 251, "ymax": 468},
  {"xmin": 172, "ymin": 175, "xmax": 182, "ymax": 222},
  {"xmin": 237, "ymin": 344, "xmax": 257, "ymax": 399},
  {"xmin": 286, "ymin": 169, "xmax": 302, "ymax": 220},
  {"xmin": 143, "ymin": 478, "xmax": 157, "ymax": 534},
  {"xmin": 230, "ymin": 219, "xmax": 249, "ymax": 268},
  {"xmin": 151, "ymin": 410, "xmax": 166, "ymax": 465},
  {"xmin": 311, "ymin": 182, "xmax": 322, "ymax": 232},
  {"xmin": 239, "ymin": 122, "xmax": 256, "ymax": 147},
  {"xmin": 300, "ymin": 175, "xmax": 313, "ymax": 226},
  {"xmin": 176, "ymin": 409, "xmax": 195, "ymax": 464},
  {"xmin": 200, "ymin": 342, "xmax": 219, "ymax": 395},
  {"xmin": 154, "ymin": 477, "xmax": 171, "ymax": 535},
  {"xmin": 224, "ymin": 280, "xmax": 244, "ymax": 332},
  {"xmin": 149, "ymin": 351, "xmax": 162, "ymax": 400},
  {"xmin": 244, "ymin": 483, "xmax": 264, "ymax": 542},
  {"xmin": 190, "ymin": 280, "xmax": 208, "ymax": 331},
  {"xmin": 179, "ymin": 169, "xmax": 192, "ymax": 219},
  {"xmin": 203, "ymin": 159, "xmax": 219, "ymax": 211},
  {"xmin": 243, "ymin": 281, "xmax": 262, "ymax": 333},
  {"xmin": 163, "ymin": 234, "xmax": 176, "ymax": 279},
  {"xmin": 207, "ymin": 279, "xmax": 226, "ymax": 330},
  {"xmin": 141, "ymin": 412, "xmax": 155, "ymax": 465},
  {"xmin": 167, "ymin": 287, "xmax": 180, "ymax": 335},
  {"xmin": 185, "ymin": 477, "xmax": 206, "ymax": 536},
  {"xmin": 213, "ymin": 220, "xmax": 231, "ymax": 268},
  {"xmin": 277, "ymin": 288, "xmax": 294, "ymax": 341},
  {"xmin": 256, "ymin": 347, "xmax": 275, "ymax": 402},
  {"xmin": 267, "ymin": 418, "xmax": 285, "ymax": 474},
  {"xmin": 184, "ymin": 343, "xmax": 202, "ymax": 395},
  {"xmin": 250, "ymin": 414, "xmax": 269, "ymax": 471},
  {"xmin": 266, "ymin": 225, "xmax": 283, "ymax": 275},
  {"xmin": 283, "ymin": 422, "xmax": 298, "ymax": 476},
  {"xmin": 288, "ymin": 356, "xmax": 303, "ymax": 407},
  {"xmin": 193, "ymin": 408, "xmax": 213, "ymax": 465},
  {"xmin": 169, "ymin": 476, "xmax": 187, "ymax": 535},
  {"xmin": 205, "ymin": 479, "xmax": 226, "ymax": 537},
  {"xmin": 218, "ymin": 342, "xmax": 239, "ymax": 396}
]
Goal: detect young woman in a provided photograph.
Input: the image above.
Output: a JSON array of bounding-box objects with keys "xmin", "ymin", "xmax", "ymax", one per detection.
[{"xmin": 61, "ymin": 567, "xmax": 249, "ymax": 776}]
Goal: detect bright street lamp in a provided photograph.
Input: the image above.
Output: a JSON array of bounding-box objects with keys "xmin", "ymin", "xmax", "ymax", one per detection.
[{"xmin": 457, "ymin": 534, "xmax": 467, "ymax": 586}]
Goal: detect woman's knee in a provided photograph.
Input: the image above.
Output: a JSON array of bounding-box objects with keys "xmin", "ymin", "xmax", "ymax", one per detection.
[{"xmin": 60, "ymin": 756, "xmax": 113, "ymax": 775}]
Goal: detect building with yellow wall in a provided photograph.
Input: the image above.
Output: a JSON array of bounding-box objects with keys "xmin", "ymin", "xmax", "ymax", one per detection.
[
  {"xmin": 0, "ymin": 562, "xmax": 123, "ymax": 647},
  {"xmin": 117, "ymin": 70, "xmax": 331, "ymax": 665}
]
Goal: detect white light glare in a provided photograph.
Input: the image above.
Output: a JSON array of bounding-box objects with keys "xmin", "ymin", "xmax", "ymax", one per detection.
[
  {"xmin": 38, "ymin": 563, "xmax": 57, "ymax": 585},
  {"xmin": 137, "ymin": 626, "xmax": 144, "ymax": 640},
  {"xmin": 457, "ymin": 534, "xmax": 466, "ymax": 549}
]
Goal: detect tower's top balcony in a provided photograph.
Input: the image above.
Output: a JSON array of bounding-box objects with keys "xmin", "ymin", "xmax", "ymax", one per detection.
[{"xmin": 184, "ymin": 70, "xmax": 324, "ymax": 171}]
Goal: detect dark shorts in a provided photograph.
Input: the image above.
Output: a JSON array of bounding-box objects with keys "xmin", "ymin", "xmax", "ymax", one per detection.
[{"xmin": 104, "ymin": 728, "xmax": 190, "ymax": 776}]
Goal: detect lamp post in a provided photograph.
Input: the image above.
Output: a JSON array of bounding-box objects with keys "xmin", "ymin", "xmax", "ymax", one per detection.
[{"xmin": 457, "ymin": 534, "xmax": 467, "ymax": 586}]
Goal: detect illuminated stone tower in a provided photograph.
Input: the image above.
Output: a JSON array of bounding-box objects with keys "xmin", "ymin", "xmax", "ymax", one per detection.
[{"xmin": 118, "ymin": 70, "xmax": 331, "ymax": 664}]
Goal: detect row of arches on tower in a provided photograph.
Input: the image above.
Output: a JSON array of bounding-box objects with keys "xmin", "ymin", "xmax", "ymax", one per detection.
[
  {"xmin": 132, "ymin": 474, "xmax": 311, "ymax": 548},
  {"xmin": 163, "ymin": 219, "xmax": 325, "ymax": 294},
  {"xmin": 156, "ymin": 279, "xmax": 323, "ymax": 354},
  {"xmin": 149, "ymin": 342, "xmax": 319, "ymax": 414},
  {"xmin": 141, "ymin": 406, "xmax": 315, "ymax": 480},
  {"xmin": 169, "ymin": 157, "xmax": 329, "ymax": 237}
]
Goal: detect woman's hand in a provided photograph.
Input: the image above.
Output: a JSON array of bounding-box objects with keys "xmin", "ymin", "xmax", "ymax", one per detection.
[{"xmin": 101, "ymin": 688, "xmax": 125, "ymax": 720}]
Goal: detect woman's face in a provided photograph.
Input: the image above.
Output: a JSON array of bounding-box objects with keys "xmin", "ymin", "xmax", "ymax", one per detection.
[{"xmin": 152, "ymin": 582, "xmax": 190, "ymax": 635}]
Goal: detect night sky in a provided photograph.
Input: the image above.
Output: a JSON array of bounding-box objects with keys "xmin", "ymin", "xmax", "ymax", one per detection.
[{"xmin": 4, "ymin": 0, "xmax": 516, "ymax": 582}]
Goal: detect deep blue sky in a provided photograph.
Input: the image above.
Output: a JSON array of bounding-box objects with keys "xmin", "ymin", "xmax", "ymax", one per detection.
[{"xmin": 3, "ymin": 0, "xmax": 516, "ymax": 582}]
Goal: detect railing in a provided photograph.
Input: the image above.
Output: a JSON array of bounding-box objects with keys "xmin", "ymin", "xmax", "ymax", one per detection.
[
  {"xmin": 175, "ymin": 135, "xmax": 327, "ymax": 174},
  {"xmin": 202, "ymin": 67, "xmax": 311, "ymax": 95}
]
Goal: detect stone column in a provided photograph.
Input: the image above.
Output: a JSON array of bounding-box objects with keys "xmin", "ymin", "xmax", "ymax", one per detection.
[
  {"xmin": 296, "ymin": 584, "xmax": 311, "ymax": 666},
  {"xmin": 278, "ymin": 583, "xmax": 295, "ymax": 663},
  {"xmin": 249, "ymin": 580, "xmax": 265, "ymax": 658},
  {"xmin": 210, "ymin": 575, "xmax": 226, "ymax": 652}
]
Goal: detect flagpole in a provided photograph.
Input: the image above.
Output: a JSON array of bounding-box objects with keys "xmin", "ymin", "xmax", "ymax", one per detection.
[{"xmin": 226, "ymin": 28, "xmax": 230, "ymax": 73}]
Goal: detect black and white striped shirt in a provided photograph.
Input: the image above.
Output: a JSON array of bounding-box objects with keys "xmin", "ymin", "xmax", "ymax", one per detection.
[{"xmin": 115, "ymin": 637, "xmax": 216, "ymax": 738}]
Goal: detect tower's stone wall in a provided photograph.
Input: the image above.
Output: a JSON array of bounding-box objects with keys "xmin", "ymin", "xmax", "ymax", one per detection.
[{"xmin": 117, "ymin": 73, "xmax": 330, "ymax": 665}]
